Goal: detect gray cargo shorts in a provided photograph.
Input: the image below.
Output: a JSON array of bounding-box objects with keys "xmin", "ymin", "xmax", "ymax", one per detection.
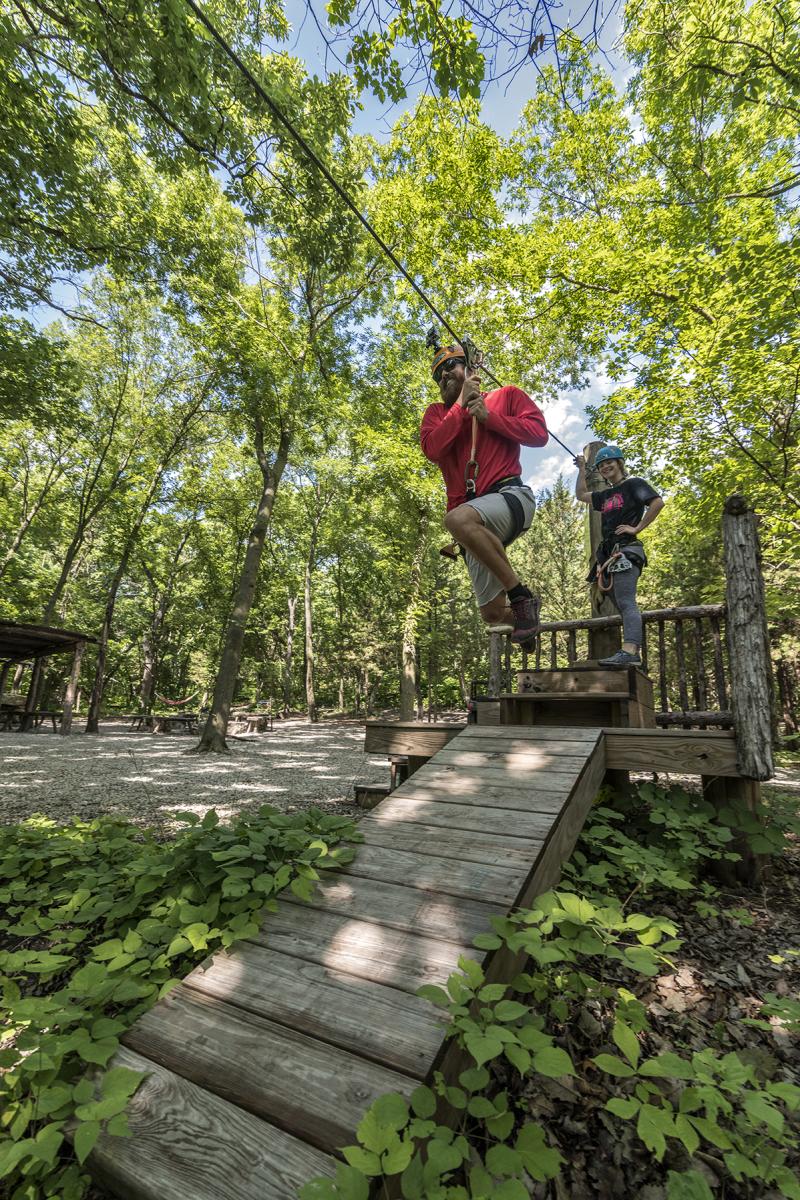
[{"xmin": 462, "ymin": 485, "xmax": 536, "ymax": 606}]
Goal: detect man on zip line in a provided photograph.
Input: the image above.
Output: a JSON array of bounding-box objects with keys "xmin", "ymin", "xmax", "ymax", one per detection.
[{"xmin": 420, "ymin": 345, "xmax": 548, "ymax": 646}]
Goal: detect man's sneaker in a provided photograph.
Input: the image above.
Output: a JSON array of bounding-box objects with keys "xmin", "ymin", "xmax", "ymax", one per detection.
[
  {"xmin": 510, "ymin": 593, "xmax": 540, "ymax": 646},
  {"xmin": 598, "ymin": 649, "xmax": 642, "ymax": 668}
]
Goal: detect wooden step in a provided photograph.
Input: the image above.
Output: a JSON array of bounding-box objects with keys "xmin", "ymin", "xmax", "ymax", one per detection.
[{"xmin": 88, "ymin": 1047, "xmax": 336, "ymax": 1200}]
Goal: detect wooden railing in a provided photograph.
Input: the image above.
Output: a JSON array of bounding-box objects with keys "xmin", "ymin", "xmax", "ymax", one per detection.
[{"xmin": 521, "ymin": 604, "xmax": 732, "ymax": 728}]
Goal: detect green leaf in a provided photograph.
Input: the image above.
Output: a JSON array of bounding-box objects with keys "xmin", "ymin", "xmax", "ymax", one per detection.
[
  {"xmin": 636, "ymin": 1103, "xmax": 672, "ymax": 1160},
  {"xmin": 372, "ymin": 1093, "xmax": 409, "ymax": 1132},
  {"xmin": 612, "ymin": 1020, "xmax": 640, "ymax": 1068},
  {"xmin": 464, "ymin": 1033, "xmax": 503, "ymax": 1068},
  {"xmin": 410, "ymin": 1086, "xmax": 436, "ymax": 1118},
  {"xmin": 342, "ymin": 1145, "xmax": 381, "ymax": 1176},
  {"xmin": 666, "ymin": 1170, "xmax": 714, "ymax": 1200},
  {"xmin": 485, "ymin": 1143, "xmax": 522, "ymax": 1178},
  {"xmin": 688, "ymin": 1116, "xmax": 733, "ymax": 1150},
  {"xmin": 592, "ymin": 1053, "xmax": 635, "ymax": 1078},
  {"xmin": 493, "ymin": 1000, "xmax": 529, "ymax": 1023},
  {"xmin": 416, "ymin": 985, "xmax": 450, "ymax": 1008},
  {"xmin": 73, "ymin": 1120, "xmax": 101, "ymax": 1165},
  {"xmin": 504, "ymin": 1043, "xmax": 531, "ymax": 1075},
  {"xmin": 743, "ymin": 1091, "xmax": 784, "ymax": 1133},
  {"xmin": 425, "ymin": 1138, "xmax": 463, "ymax": 1178},
  {"xmin": 381, "ymin": 1137, "xmax": 414, "ymax": 1175},
  {"xmin": 532, "ymin": 1046, "xmax": 574, "ymax": 1078},
  {"xmin": 458, "ymin": 1067, "xmax": 489, "ymax": 1093},
  {"xmin": 515, "ymin": 1123, "xmax": 562, "ymax": 1181},
  {"xmin": 606, "ymin": 1097, "xmax": 640, "ymax": 1119},
  {"xmin": 639, "ymin": 1053, "xmax": 694, "ymax": 1080}
]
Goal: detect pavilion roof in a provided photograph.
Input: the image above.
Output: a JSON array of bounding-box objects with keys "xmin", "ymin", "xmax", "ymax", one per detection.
[{"xmin": 0, "ymin": 621, "xmax": 96, "ymax": 664}]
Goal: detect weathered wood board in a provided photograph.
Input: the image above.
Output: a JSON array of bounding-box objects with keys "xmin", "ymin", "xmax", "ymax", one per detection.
[{"xmin": 93, "ymin": 724, "xmax": 607, "ymax": 1200}]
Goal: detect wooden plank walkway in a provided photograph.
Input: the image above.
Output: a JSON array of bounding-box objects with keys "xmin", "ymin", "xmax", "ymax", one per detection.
[{"xmin": 88, "ymin": 725, "xmax": 606, "ymax": 1200}]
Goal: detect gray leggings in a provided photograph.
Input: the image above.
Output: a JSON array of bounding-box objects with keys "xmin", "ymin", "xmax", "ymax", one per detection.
[{"xmin": 611, "ymin": 562, "xmax": 642, "ymax": 646}]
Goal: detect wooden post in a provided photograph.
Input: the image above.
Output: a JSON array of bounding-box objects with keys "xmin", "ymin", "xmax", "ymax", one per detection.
[
  {"xmin": 61, "ymin": 641, "xmax": 85, "ymax": 735},
  {"xmin": 488, "ymin": 632, "xmax": 504, "ymax": 698},
  {"xmin": 722, "ymin": 495, "xmax": 774, "ymax": 780},
  {"xmin": 702, "ymin": 495, "xmax": 775, "ymax": 885},
  {"xmin": 0, "ymin": 660, "xmax": 10, "ymax": 697},
  {"xmin": 22, "ymin": 659, "xmax": 42, "ymax": 731},
  {"xmin": 584, "ymin": 441, "xmax": 621, "ymax": 661}
]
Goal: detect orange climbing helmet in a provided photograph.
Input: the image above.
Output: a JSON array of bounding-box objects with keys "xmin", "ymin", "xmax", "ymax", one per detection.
[{"xmin": 431, "ymin": 344, "xmax": 466, "ymax": 382}]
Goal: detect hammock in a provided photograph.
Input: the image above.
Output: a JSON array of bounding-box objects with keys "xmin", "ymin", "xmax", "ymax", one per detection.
[{"xmin": 155, "ymin": 690, "xmax": 199, "ymax": 708}]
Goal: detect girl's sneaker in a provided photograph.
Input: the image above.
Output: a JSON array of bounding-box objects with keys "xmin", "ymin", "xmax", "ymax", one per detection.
[{"xmin": 599, "ymin": 649, "xmax": 642, "ymax": 667}]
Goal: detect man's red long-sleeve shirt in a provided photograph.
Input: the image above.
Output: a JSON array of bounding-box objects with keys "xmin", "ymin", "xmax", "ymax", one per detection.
[{"xmin": 420, "ymin": 385, "xmax": 548, "ymax": 511}]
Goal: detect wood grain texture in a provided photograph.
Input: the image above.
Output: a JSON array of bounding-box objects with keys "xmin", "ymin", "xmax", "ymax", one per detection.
[
  {"xmin": 514, "ymin": 669, "xmax": 633, "ymax": 694},
  {"xmin": 406, "ymin": 763, "xmax": 577, "ymax": 795},
  {"xmin": 356, "ymin": 817, "xmax": 545, "ymax": 868},
  {"xmin": 603, "ymin": 729, "xmax": 739, "ymax": 775},
  {"xmin": 343, "ymin": 842, "xmax": 528, "ymax": 906},
  {"xmin": 459, "ymin": 725, "xmax": 602, "ymax": 743},
  {"xmin": 88, "ymin": 1047, "xmax": 336, "ymax": 1200},
  {"xmin": 183, "ymin": 942, "xmax": 446, "ymax": 1077},
  {"xmin": 250, "ymin": 906, "xmax": 475, "ymax": 993},
  {"xmin": 432, "ymin": 747, "xmax": 590, "ymax": 773},
  {"xmin": 389, "ymin": 779, "xmax": 570, "ymax": 810},
  {"xmin": 367, "ymin": 794, "xmax": 563, "ymax": 836},
  {"xmin": 285, "ymin": 873, "xmax": 504, "ymax": 945},
  {"xmin": 364, "ymin": 722, "xmax": 465, "ymax": 755},
  {"xmin": 123, "ymin": 986, "xmax": 417, "ymax": 1153}
]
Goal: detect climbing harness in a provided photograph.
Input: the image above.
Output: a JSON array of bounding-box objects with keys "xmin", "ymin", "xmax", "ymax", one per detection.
[
  {"xmin": 597, "ymin": 543, "xmax": 634, "ymax": 593},
  {"xmin": 184, "ymin": 1, "xmax": 578, "ymax": 463}
]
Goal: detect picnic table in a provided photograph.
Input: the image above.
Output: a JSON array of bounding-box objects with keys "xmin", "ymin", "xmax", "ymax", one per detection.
[
  {"xmin": 229, "ymin": 711, "xmax": 273, "ymax": 734},
  {"xmin": 129, "ymin": 712, "xmax": 199, "ymax": 734},
  {"xmin": 0, "ymin": 705, "xmax": 62, "ymax": 731}
]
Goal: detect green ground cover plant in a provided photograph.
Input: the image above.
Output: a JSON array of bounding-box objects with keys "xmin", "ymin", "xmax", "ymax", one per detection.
[
  {"xmin": 302, "ymin": 783, "xmax": 800, "ymax": 1200},
  {"xmin": 0, "ymin": 805, "xmax": 359, "ymax": 1198}
]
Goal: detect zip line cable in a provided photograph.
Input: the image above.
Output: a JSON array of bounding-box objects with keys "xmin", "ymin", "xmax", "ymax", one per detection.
[{"xmin": 182, "ymin": 0, "xmax": 576, "ymax": 459}]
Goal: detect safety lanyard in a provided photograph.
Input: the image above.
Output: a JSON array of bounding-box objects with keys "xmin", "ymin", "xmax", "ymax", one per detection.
[{"xmin": 465, "ymin": 415, "xmax": 479, "ymax": 497}]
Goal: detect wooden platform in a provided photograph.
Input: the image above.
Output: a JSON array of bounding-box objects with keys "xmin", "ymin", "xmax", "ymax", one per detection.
[
  {"xmin": 365, "ymin": 722, "xmax": 741, "ymax": 777},
  {"xmin": 87, "ymin": 725, "xmax": 606, "ymax": 1199}
]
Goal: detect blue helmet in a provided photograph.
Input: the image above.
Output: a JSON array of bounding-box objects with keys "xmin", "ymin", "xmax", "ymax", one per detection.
[{"xmin": 594, "ymin": 444, "xmax": 624, "ymax": 466}]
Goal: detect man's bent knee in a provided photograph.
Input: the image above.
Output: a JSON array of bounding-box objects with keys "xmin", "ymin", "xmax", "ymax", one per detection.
[
  {"xmin": 480, "ymin": 594, "xmax": 509, "ymax": 625},
  {"xmin": 444, "ymin": 503, "xmax": 482, "ymax": 538}
]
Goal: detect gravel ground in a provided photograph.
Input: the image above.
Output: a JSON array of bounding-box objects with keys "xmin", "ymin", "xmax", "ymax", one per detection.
[{"xmin": 0, "ymin": 718, "xmax": 391, "ymax": 832}]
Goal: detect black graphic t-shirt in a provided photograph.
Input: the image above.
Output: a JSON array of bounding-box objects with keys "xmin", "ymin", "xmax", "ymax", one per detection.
[{"xmin": 592, "ymin": 477, "xmax": 660, "ymax": 560}]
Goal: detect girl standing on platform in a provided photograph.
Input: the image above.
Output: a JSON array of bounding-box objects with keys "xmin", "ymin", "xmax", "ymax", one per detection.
[{"xmin": 574, "ymin": 446, "xmax": 665, "ymax": 667}]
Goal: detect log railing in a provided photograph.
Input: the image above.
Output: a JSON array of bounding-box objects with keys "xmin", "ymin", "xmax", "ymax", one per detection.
[{"xmin": 521, "ymin": 604, "xmax": 732, "ymax": 728}]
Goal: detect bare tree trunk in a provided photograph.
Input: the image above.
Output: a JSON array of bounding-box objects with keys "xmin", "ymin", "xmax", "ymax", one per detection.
[
  {"xmin": 0, "ymin": 452, "xmax": 67, "ymax": 582},
  {"xmin": 86, "ymin": 411, "xmax": 201, "ymax": 734},
  {"xmin": 399, "ymin": 523, "xmax": 427, "ymax": 720},
  {"xmin": 284, "ymin": 595, "xmax": 297, "ymax": 717},
  {"xmin": 139, "ymin": 526, "xmax": 192, "ymax": 712},
  {"xmin": 197, "ymin": 424, "xmax": 291, "ymax": 753},
  {"xmin": 304, "ymin": 525, "xmax": 319, "ymax": 723},
  {"xmin": 61, "ymin": 641, "xmax": 85, "ymax": 735}
]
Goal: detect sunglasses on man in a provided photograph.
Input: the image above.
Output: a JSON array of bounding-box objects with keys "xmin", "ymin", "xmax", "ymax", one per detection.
[{"xmin": 433, "ymin": 356, "xmax": 467, "ymax": 384}]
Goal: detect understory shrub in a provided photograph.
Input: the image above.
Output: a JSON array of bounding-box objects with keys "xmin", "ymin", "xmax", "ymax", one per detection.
[
  {"xmin": 302, "ymin": 782, "xmax": 800, "ymax": 1200},
  {"xmin": 0, "ymin": 805, "xmax": 359, "ymax": 1198}
]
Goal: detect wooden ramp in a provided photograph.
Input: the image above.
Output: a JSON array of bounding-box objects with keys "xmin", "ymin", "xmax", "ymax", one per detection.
[{"xmin": 88, "ymin": 725, "xmax": 606, "ymax": 1200}]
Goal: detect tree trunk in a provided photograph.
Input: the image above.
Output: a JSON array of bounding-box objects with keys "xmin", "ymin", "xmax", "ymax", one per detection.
[
  {"xmin": 399, "ymin": 524, "xmax": 427, "ymax": 720},
  {"xmin": 139, "ymin": 526, "xmax": 192, "ymax": 712},
  {"xmin": 197, "ymin": 425, "xmax": 291, "ymax": 752},
  {"xmin": 61, "ymin": 641, "xmax": 85, "ymax": 735},
  {"xmin": 284, "ymin": 595, "xmax": 297, "ymax": 717},
  {"xmin": 722, "ymin": 494, "xmax": 775, "ymax": 780},
  {"xmin": 584, "ymin": 440, "xmax": 622, "ymax": 661},
  {"xmin": 304, "ymin": 524, "xmax": 319, "ymax": 723}
]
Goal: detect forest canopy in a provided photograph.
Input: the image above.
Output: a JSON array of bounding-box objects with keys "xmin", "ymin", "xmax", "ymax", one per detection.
[{"xmin": 1, "ymin": 0, "xmax": 798, "ymax": 742}]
